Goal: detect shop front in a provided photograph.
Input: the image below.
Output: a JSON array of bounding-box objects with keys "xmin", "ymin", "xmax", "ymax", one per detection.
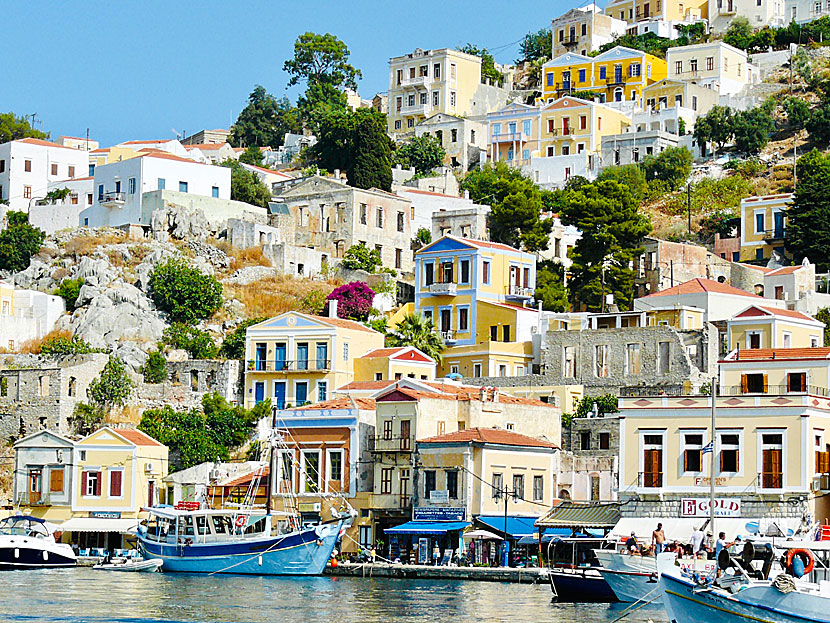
[
  {"xmin": 58, "ymin": 512, "xmax": 139, "ymax": 554},
  {"xmin": 384, "ymin": 507, "xmax": 469, "ymax": 564}
]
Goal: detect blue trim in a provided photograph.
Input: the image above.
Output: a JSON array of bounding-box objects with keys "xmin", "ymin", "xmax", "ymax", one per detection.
[
  {"xmin": 385, "ymin": 520, "xmax": 470, "ymax": 535},
  {"xmin": 476, "ymin": 515, "xmax": 540, "ymax": 538}
]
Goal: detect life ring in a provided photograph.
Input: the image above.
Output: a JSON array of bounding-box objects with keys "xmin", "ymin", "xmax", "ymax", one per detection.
[
  {"xmin": 235, "ymin": 515, "xmax": 247, "ymax": 528},
  {"xmin": 785, "ymin": 548, "xmax": 815, "ymax": 575}
]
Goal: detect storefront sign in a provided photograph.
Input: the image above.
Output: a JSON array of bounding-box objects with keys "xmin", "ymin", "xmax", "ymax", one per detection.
[
  {"xmin": 89, "ymin": 511, "xmax": 121, "ymax": 519},
  {"xmin": 694, "ymin": 477, "xmax": 727, "ymax": 487},
  {"xmin": 681, "ymin": 498, "xmax": 741, "ymax": 518},
  {"xmin": 413, "ymin": 506, "xmax": 465, "ymax": 521},
  {"xmin": 429, "ymin": 490, "xmax": 450, "ymax": 503}
]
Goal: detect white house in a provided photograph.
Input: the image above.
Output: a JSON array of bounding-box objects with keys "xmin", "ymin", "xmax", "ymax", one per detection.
[
  {"xmin": 79, "ymin": 152, "xmax": 232, "ymax": 228},
  {"xmin": 0, "ymin": 280, "xmax": 65, "ymax": 351},
  {"xmin": 28, "ymin": 176, "xmax": 96, "ymax": 235},
  {"xmin": 707, "ymin": 0, "xmax": 785, "ymax": 33},
  {"xmin": 0, "ymin": 138, "xmax": 89, "ymax": 212},
  {"xmin": 239, "ymin": 163, "xmax": 294, "ymax": 187}
]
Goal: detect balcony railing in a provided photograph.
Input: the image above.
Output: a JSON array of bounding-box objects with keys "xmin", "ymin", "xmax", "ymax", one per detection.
[
  {"xmin": 621, "ymin": 384, "xmax": 830, "ymax": 398},
  {"xmin": 491, "ymin": 132, "xmax": 529, "ymax": 144},
  {"xmin": 371, "ymin": 435, "xmax": 415, "ymax": 453},
  {"xmin": 606, "ymin": 76, "xmax": 627, "ymax": 86},
  {"xmin": 718, "ymin": 5, "xmax": 737, "ymax": 15},
  {"xmin": 400, "ymin": 76, "xmax": 430, "ymax": 87},
  {"xmin": 759, "ymin": 471, "xmax": 783, "ymax": 490},
  {"xmin": 550, "ymin": 128, "xmax": 574, "ymax": 136},
  {"xmin": 400, "ymin": 103, "xmax": 430, "ymax": 116},
  {"xmin": 250, "ymin": 359, "xmax": 330, "ymax": 372},
  {"xmin": 763, "ymin": 228, "xmax": 786, "ymax": 241},
  {"xmin": 16, "ymin": 492, "xmax": 51, "ymax": 506},
  {"xmin": 557, "ymin": 82, "xmax": 572, "ymax": 92},
  {"xmin": 562, "ymin": 36, "xmax": 579, "ymax": 46},
  {"xmin": 721, "ymin": 384, "xmax": 830, "ymax": 397},
  {"xmin": 506, "ymin": 284, "xmax": 534, "ymax": 298},
  {"xmin": 428, "ymin": 281, "xmax": 457, "ymax": 295},
  {"xmin": 99, "ymin": 191, "xmax": 126, "ymax": 206},
  {"xmin": 638, "ymin": 471, "xmax": 663, "ymax": 488},
  {"xmin": 436, "ymin": 329, "xmax": 455, "ymax": 342}
]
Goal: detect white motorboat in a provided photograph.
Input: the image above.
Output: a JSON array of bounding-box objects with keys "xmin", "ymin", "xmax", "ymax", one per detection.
[
  {"xmin": 0, "ymin": 515, "xmax": 77, "ymax": 570},
  {"xmin": 93, "ymin": 557, "xmax": 163, "ymax": 573}
]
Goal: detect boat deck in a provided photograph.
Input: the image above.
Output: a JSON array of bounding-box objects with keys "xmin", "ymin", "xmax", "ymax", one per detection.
[{"xmin": 326, "ymin": 562, "xmax": 549, "ymax": 583}]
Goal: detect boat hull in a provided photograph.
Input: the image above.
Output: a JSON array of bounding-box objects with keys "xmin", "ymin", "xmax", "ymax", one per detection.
[
  {"xmin": 599, "ymin": 569, "xmax": 662, "ymax": 604},
  {"xmin": 137, "ymin": 522, "xmax": 342, "ymax": 576},
  {"xmin": 94, "ymin": 558, "xmax": 163, "ymax": 573},
  {"xmin": 0, "ymin": 545, "xmax": 76, "ymax": 570},
  {"xmin": 549, "ymin": 568, "xmax": 618, "ymax": 602}
]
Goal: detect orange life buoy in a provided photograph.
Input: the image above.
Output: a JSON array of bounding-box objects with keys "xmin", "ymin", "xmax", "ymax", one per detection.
[
  {"xmin": 235, "ymin": 515, "xmax": 247, "ymax": 528},
  {"xmin": 785, "ymin": 548, "xmax": 815, "ymax": 575}
]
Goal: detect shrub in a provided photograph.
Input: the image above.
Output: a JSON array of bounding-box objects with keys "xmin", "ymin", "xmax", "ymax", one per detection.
[
  {"xmin": 219, "ymin": 317, "xmax": 267, "ymax": 360},
  {"xmin": 340, "ymin": 243, "xmax": 381, "ymax": 272},
  {"xmin": 163, "ymin": 323, "xmax": 218, "ymax": 359},
  {"xmin": 142, "ymin": 350, "xmax": 168, "ymax": 384},
  {"xmin": 148, "ymin": 257, "xmax": 223, "ymax": 324},
  {"xmin": 54, "ymin": 277, "xmax": 84, "ymax": 309},
  {"xmin": 40, "ymin": 334, "xmax": 96, "ymax": 355},
  {"xmin": 0, "ymin": 211, "xmax": 46, "ymax": 272},
  {"xmin": 641, "ymin": 146, "xmax": 693, "ymax": 190},
  {"xmin": 324, "ymin": 281, "xmax": 375, "ymax": 321},
  {"xmin": 87, "ymin": 356, "xmax": 134, "ymax": 411},
  {"xmin": 298, "ymin": 289, "xmax": 329, "ymax": 315}
]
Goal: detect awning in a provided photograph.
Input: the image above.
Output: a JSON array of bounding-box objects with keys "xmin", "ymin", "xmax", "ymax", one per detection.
[
  {"xmin": 535, "ymin": 501, "xmax": 621, "ymax": 529},
  {"xmin": 384, "ymin": 520, "xmax": 470, "ymax": 535},
  {"xmin": 463, "ymin": 529, "xmax": 503, "ymax": 541},
  {"xmin": 609, "ymin": 517, "xmax": 802, "ymax": 543},
  {"xmin": 475, "ymin": 515, "xmax": 540, "ymax": 538},
  {"xmin": 58, "ymin": 518, "xmax": 138, "ymax": 534}
]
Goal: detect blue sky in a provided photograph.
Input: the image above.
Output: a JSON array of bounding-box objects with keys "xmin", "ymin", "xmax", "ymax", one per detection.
[{"xmin": 4, "ymin": 0, "xmax": 572, "ymax": 146}]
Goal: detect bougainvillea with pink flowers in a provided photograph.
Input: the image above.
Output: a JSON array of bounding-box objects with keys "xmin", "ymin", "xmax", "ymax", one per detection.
[{"xmin": 324, "ymin": 281, "xmax": 375, "ymax": 321}]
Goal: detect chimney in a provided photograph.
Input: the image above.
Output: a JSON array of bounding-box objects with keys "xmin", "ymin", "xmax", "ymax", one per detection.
[
  {"xmin": 333, "ymin": 169, "xmax": 340, "ymax": 180},
  {"xmin": 464, "ymin": 190, "xmax": 470, "ymax": 200},
  {"xmin": 480, "ymin": 386, "xmax": 486, "ymax": 401},
  {"xmin": 493, "ymin": 387, "xmax": 500, "ymax": 403},
  {"xmin": 329, "ymin": 299, "xmax": 338, "ymax": 318}
]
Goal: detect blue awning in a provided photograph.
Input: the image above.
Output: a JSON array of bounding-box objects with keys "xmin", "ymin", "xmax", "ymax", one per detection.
[
  {"xmin": 475, "ymin": 515, "xmax": 540, "ymax": 538},
  {"xmin": 385, "ymin": 520, "xmax": 470, "ymax": 535}
]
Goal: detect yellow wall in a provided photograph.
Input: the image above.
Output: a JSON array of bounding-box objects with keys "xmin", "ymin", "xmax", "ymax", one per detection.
[
  {"xmin": 539, "ymin": 97, "xmax": 630, "ymax": 157},
  {"xmin": 740, "ymin": 194, "xmax": 792, "ymax": 262},
  {"xmin": 604, "ymin": 0, "xmax": 635, "ymax": 22},
  {"xmin": 353, "ymin": 355, "xmax": 435, "ymax": 382},
  {"xmin": 0, "ymin": 282, "xmax": 14, "ymax": 317},
  {"xmin": 90, "ymin": 146, "xmax": 141, "ymax": 167},
  {"xmin": 474, "ymin": 445, "xmax": 556, "ymax": 515},
  {"xmin": 667, "ymin": 42, "xmax": 748, "ymax": 84},
  {"xmin": 489, "ymin": 113, "xmax": 542, "ymax": 165},
  {"xmin": 720, "ymin": 359, "xmax": 830, "ymax": 392},
  {"xmin": 647, "ymin": 308, "xmax": 704, "ymax": 330},
  {"xmin": 727, "ymin": 318, "xmax": 822, "ymax": 352},
  {"xmin": 641, "ymin": 80, "xmax": 719, "ymax": 115},
  {"xmin": 440, "ymin": 340, "xmax": 534, "ymax": 378}
]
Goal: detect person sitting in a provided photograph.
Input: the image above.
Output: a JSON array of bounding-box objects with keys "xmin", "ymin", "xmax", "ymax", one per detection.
[{"xmin": 626, "ymin": 532, "xmax": 641, "ymax": 554}]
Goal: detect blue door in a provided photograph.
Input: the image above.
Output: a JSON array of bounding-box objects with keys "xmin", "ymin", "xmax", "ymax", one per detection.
[
  {"xmin": 297, "ymin": 343, "xmax": 308, "ymax": 370},
  {"xmin": 316, "ymin": 343, "xmax": 328, "ymax": 370},
  {"xmin": 774, "ymin": 212, "xmax": 785, "ymax": 238},
  {"xmin": 614, "ymin": 65, "xmax": 622, "ymax": 83},
  {"xmin": 254, "ymin": 382, "xmax": 265, "ymax": 404},
  {"xmin": 255, "ymin": 343, "xmax": 266, "ymax": 371},
  {"xmin": 274, "ymin": 382, "xmax": 286, "ymax": 409},
  {"xmin": 274, "ymin": 343, "xmax": 286, "ymax": 370},
  {"xmin": 296, "ymin": 382, "xmax": 308, "ymax": 405}
]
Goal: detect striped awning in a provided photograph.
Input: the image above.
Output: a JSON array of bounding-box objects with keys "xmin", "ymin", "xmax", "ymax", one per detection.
[{"xmin": 535, "ymin": 501, "xmax": 622, "ymax": 529}]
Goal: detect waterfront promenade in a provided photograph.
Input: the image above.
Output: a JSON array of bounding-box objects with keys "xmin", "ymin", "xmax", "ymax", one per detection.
[{"xmin": 326, "ymin": 562, "xmax": 550, "ymax": 583}]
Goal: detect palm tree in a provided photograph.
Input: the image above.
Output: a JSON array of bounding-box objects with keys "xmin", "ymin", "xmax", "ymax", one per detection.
[{"xmin": 387, "ymin": 313, "xmax": 445, "ymax": 364}]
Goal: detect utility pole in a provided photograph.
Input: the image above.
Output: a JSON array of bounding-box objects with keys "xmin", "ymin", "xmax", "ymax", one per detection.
[
  {"xmin": 791, "ymin": 43, "xmax": 797, "ymax": 190},
  {"xmin": 687, "ymin": 182, "xmax": 692, "ymax": 234},
  {"xmin": 601, "ymin": 262, "xmax": 606, "ymax": 313}
]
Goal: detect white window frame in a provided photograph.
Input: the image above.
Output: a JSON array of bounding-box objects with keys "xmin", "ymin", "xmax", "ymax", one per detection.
[
  {"xmin": 107, "ymin": 467, "xmax": 125, "ymax": 499},
  {"xmin": 624, "ymin": 343, "xmax": 641, "ymax": 375},
  {"xmin": 680, "ymin": 429, "xmax": 707, "ymax": 476},
  {"xmin": 782, "ymin": 331, "xmax": 792, "ymax": 348},
  {"xmin": 317, "ymin": 380, "xmax": 328, "ymax": 402},
  {"xmin": 276, "ymin": 449, "xmax": 295, "ymax": 494},
  {"xmin": 82, "ymin": 468, "xmax": 102, "ymax": 498},
  {"xmin": 638, "ymin": 430, "xmax": 666, "ymax": 489},
  {"xmin": 563, "ymin": 346, "xmax": 576, "ymax": 378},
  {"xmin": 754, "ymin": 209, "xmax": 766, "ymax": 234},
  {"xmin": 300, "ymin": 449, "xmax": 322, "ymax": 494},
  {"xmin": 717, "ymin": 429, "xmax": 743, "ymax": 477},
  {"xmin": 746, "ymin": 331, "xmax": 763, "ymax": 349},
  {"xmin": 472, "ymin": 363, "xmax": 482, "ymax": 377},
  {"xmin": 326, "ymin": 448, "xmax": 344, "ymax": 489}
]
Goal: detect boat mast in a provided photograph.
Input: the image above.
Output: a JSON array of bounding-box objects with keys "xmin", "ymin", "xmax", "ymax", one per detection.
[
  {"xmin": 267, "ymin": 405, "xmax": 277, "ymax": 516},
  {"xmin": 709, "ymin": 375, "xmax": 717, "ymax": 544}
]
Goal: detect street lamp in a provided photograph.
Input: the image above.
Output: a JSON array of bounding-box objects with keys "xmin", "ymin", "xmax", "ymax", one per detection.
[{"xmin": 493, "ymin": 482, "xmax": 519, "ymax": 567}]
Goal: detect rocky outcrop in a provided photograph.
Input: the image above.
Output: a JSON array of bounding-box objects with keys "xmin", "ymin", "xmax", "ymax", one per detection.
[{"xmin": 151, "ymin": 206, "xmax": 210, "ymax": 242}]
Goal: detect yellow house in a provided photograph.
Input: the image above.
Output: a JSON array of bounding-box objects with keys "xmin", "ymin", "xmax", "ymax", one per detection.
[
  {"xmin": 541, "ymin": 46, "xmax": 667, "ymax": 105},
  {"xmin": 244, "ymin": 310, "xmax": 385, "ymax": 409},
  {"xmin": 353, "ymin": 346, "xmax": 437, "ymax": 382},
  {"xmin": 414, "ymin": 235, "xmax": 538, "ymax": 377},
  {"xmin": 0, "ymin": 279, "xmax": 14, "ymax": 317},
  {"xmin": 726, "ymin": 304, "xmax": 824, "ymax": 351},
  {"xmin": 641, "ymin": 79, "xmax": 719, "ymax": 116},
  {"xmin": 487, "ymin": 102, "xmax": 543, "ymax": 167},
  {"xmin": 603, "ymin": 0, "xmax": 636, "ymax": 23},
  {"xmin": 739, "ymin": 193, "xmax": 792, "ymax": 262},
  {"xmin": 539, "ymin": 96, "xmax": 631, "ymax": 159}
]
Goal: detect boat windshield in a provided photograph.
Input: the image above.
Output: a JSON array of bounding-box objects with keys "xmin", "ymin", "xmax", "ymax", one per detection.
[{"xmin": 0, "ymin": 516, "xmax": 50, "ymax": 538}]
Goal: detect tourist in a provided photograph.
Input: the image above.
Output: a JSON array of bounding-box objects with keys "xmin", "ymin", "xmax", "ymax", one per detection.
[
  {"xmin": 370, "ymin": 546, "xmax": 376, "ymax": 564},
  {"xmin": 652, "ymin": 523, "xmax": 666, "ymax": 555},
  {"xmin": 626, "ymin": 531, "xmax": 640, "ymax": 554}
]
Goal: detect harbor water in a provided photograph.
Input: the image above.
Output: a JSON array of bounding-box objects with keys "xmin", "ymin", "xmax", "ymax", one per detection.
[{"xmin": 1, "ymin": 568, "xmax": 668, "ymax": 623}]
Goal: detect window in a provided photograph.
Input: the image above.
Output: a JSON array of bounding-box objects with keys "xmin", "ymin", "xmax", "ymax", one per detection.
[
  {"xmin": 581, "ymin": 431, "xmax": 591, "ymax": 450},
  {"xmin": 579, "ymin": 115, "xmax": 587, "ymax": 130},
  {"xmin": 490, "ymin": 325, "xmax": 498, "ymax": 341},
  {"xmin": 394, "ymin": 120, "xmax": 402, "ymax": 130},
  {"xmin": 761, "ymin": 433, "xmax": 783, "ymax": 488},
  {"xmin": 783, "ymin": 332, "xmax": 792, "ymax": 348},
  {"xmin": 459, "ymin": 307, "xmax": 469, "ymax": 331},
  {"xmin": 380, "ymin": 468, "xmax": 393, "ymax": 494},
  {"xmin": 741, "ymin": 373, "xmax": 766, "ymax": 393},
  {"xmin": 460, "ymin": 258, "xmax": 470, "ymax": 283},
  {"xmin": 492, "ymin": 473, "xmax": 503, "ymax": 498},
  {"xmin": 599, "ymin": 432, "xmax": 610, "ymax": 450},
  {"xmin": 68, "ymin": 165, "xmax": 75, "ymax": 178},
  {"xmin": 595, "ymin": 344, "xmax": 609, "ymax": 377},
  {"xmin": 434, "ymin": 63, "xmax": 441, "ymax": 79},
  {"xmin": 327, "ymin": 449, "xmax": 343, "ymax": 484},
  {"xmin": 179, "ymin": 181, "xmax": 188, "ymax": 193},
  {"xmin": 49, "ymin": 467, "xmax": 64, "ymax": 493},
  {"xmin": 599, "ymin": 66, "xmax": 607, "ymax": 80},
  {"xmin": 28, "ymin": 469, "xmax": 42, "ymax": 502},
  {"xmin": 376, "ymin": 207, "xmax": 383, "ymax": 228},
  {"xmin": 24, "ymin": 159, "xmax": 32, "ymax": 172},
  {"xmin": 643, "ymin": 434, "xmax": 663, "ymax": 487},
  {"xmin": 675, "ymin": 60, "xmax": 682, "ymax": 75},
  {"xmin": 0, "ymin": 159, "xmax": 4, "ymax": 173},
  {"xmin": 395, "ymin": 248, "xmax": 402, "ymax": 269},
  {"xmin": 450, "ymin": 91, "xmax": 456, "ymax": 107},
  {"xmin": 788, "ymin": 372, "xmax": 807, "ymax": 392},
  {"xmin": 358, "ymin": 203, "xmax": 367, "ymax": 225},
  {"xmin": 657, "ymin": 341, "xmax": 671, "ymax": 374},
  {"xmin": 128, "ymin": 177, "xmax": 136, "ymax": 195},
  {"xmin": 629, "ymin": 63, "xmax": 641, "ymax": 77},
  {"xmin": 719, "ymin": 433, "xmax": 740, "ymax": 473},
  {"xmin": 625, "ymin": 343, "xmax": 641, "ymax": 375},
  {"xmin": 424, "ymin": 261, "xmax": 434, "ymax": 286},
  {"xmin": 689, "ymin": 59, "xmax": 698, "ymax": 73},
  {"xmin": 109, "ymin": 469, "xmax": 123, "ymax": 497},
  {"xmin": 23, "ymin": 185, "xmax": 31, "ymax": 199},
  {"xmin": 447, "ymin": 470, "xmax": 458, "ymax": 499},
  {"xmin": 317, "ymin": 380, "xmax": 327, "ymax": 402},
  {"xmin": 512, "ymin": 474, "xmax": 524, "ymax": 499},
  {"xmin": 419, "ymin": 91, "xmax": 427, "ymax": 105},
  {"xmin": 683, "ymin": 433, "xmax": 704, "ymax": 473},
  {"xmin": 396, "ymin": 211, "xmax": 404, "ymax": 232},
  {"xmin": 755, "ymin": 212, "xmax": 765, "ymax": 233},
  {"xmin": 424, "ymin": 470, "xmax": 436, "ymax": 498},
  {"xmin": 83, "ymin": 470, "xmax": 102, "ymax": 497},
  {"xmin": 503, "ymin": 325, "xmax": 510, "ymax": 342},
  {"xmin": 302, "ymin": 451, "xmax": 321, "ymax": 493},
  {"xmin": 482, "ymin": 260, "xmax": 490, "ymax": 284},
  {"xmin": 533, "ymin": 475, "xmax": 544, "ymax": 501},
  {"xmin": 563, "ymin": 346, "xmax": 576, "ymax": 378},
  {"xmin": 473, "ymin": 363, "xmax": 482, "ymax": 377}
]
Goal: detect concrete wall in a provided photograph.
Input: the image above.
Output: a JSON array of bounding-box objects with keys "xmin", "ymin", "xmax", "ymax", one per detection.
[
  {"xmin": 431, "ymin": 205, "xmax": 490, "ymax": 241},
  {"xmin": 142, "ymin": 190, "xmax": 267, "ymax": 230}
]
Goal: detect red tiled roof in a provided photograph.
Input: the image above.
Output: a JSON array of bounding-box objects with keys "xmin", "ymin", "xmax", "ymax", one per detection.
[
  {"xmin": 17, "ymin": 138, "xmax": 78, "ymax": 150},
  {"xmin": 222, "ymin": 467, "xmax": 269, "ymax": 488},
  {"xmin": 377, "ymin": 382, "xmax": 553, "ymax": 407},
  {"xmin": 727, "ymin": 347, "xmax": 830, "ymax": 361},
  {"xmin": 734, "ymin": 305, "xmax": 817, "ymax": 322},
  {"xmin": 419, "ymin": 427, "xmax": 557, "ymax": 448},
  {"xmin": 767, "ymin": 265, "xmax": 802, "ymax": 276},
  {"xmin": 116, "ymin": 429, "xmax": 164, "ymax": 447},
  {"xmin": 121, "ymin": 139, "xmax": 170, "ymax": 145},
  {"xmin": 741, "ymin": 264, "xmax": 773, "ymax": 273},
  {"xmin": 402, "ymin": 189, "xmax": 463, "ymax": 198},
  {"xmin": 241, "ymin": 163, "xmax": 293, "ymax": 178},
  {"xmin": 337, "ymin": 380, "xmax": 397, "ymax": 391},
  {"xmin": 461, "ymin": 237, "xmax": 524, "ymax": 254},
  {"xmin": 295, "ymin": 397, "xmax": 376, "ymax": 411},
  {"xmin": 135, "ymin": 149, "xmax": 204, "ymax": 165},
  {"xmin": 641, "ymin": 278, "xmax": 759, "ymax": 299},
  {"xmin": 90, "ymin": 148, "xmax": 110, "ymax": 154},
  {"xmin": 310, "ymin": 314, "xmax": 379, "ymax": 334},
  {"xmin": 185, "ymin": 143, "xmax": 229, "ymax": 151},
  {"xmin": 359, "ymin": 347, "xmax": 434, "ymax": 363}
]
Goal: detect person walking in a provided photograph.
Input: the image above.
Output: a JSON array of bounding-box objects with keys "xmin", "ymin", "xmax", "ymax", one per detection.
[{"xmin": 652, "ymin": 523, "xmax": 666, "ymax": 555}]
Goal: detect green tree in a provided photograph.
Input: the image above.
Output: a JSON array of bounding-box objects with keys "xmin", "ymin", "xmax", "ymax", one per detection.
[
  {"xmin": 163, "ymin": 323, "xmax": 218, "ymax": 359},
  {"xmin": 784, "ymin": 97, "xmax": 810, "ymax": 130},
  {"xmin": 563, "ymin": 394, "xmax": 619, "ymax": 427},
  {"xmin": 535, "ymin": 261, "xmax": 569, "ymax": 312},
  {"xmin": 816, "ymin": 308, "xmax": 830, "ymax": 346},
  {"xmin": 675, "ymin": 22, "xmax": 707, "ymax": 43},
  {"xmin": 806, "ymin": 103, "xmax": 830, "ymax": 145},
  {"xmin": 458, "ymin": 43, "xmax": 502, "ymax": 84},
  {"xmin": 641, "ymin": 146, "xmax": 693, "ymax": 190},
  {"xmin": 596, "ymin": 164, "xmax": 648, "ymax": 201},
  {"xmin": 307, "ymin": 107, "xmax": 393, "ymax": 191},
  {"xmin": 219, "ymin": 317, "xmax": 267, "ymax": 359},
  {"xmin": 414, "ymin": 227, "xmax": 432, "ymax": 247},
  {"xmin": 0, "ymin": 211, "xmax": 46, "ymax": 272},
  {"xmin": 0, "ymin": 112, "xmax": 48, "ymax": 144},
  {"xmin": 88, "ymin": 357, "xmax": 134, "ymax": 411},
  {"xmin": 724, "ymin": 16, "xmax": 753, "ymax": 50},
  {"xmin": 561, "ymin": 180, "xmax": 651, "ymax": 311},
  {"xmin": 693, "ymin": 106, "xmax": 734, "ymax": 155},
  {"xmin": 787, "ymin": 149, "xmax": 830, "ymax": 270},
  {"xmin": 44, "ymin": 187, "xmax": 71, "ymax": 203},
  {"xmin": 148, "ymin": 257, "xmax": 223, "ymax": 324},
  {"xmin": 54, "ymin": 277, "xmax": 84, "ymax": 309},
  {"xmin": 40, "ymin": 334, "xmax": 96, "ymax": 355},
  {"xmin": 340, "ymin": 242, "xmax": 381, "ymax": 272},
  {"xmin": 393, "ymin": 135, "xmax": 446, "ymax": 175},
  {"xmin": 387, "ymin": 313, "xmax": 445, "ymax": 363},
  {"xmin": 142, "ymin": 349, "xmax": 168, "ymax": 384},
  {"xmin": 219, "ymin": 159, "xmax": 271, "ymax": 208},
  {"xmin": 518, "ymin": 28, "xmax": 552, "ymax": 62},
  {"xmin": 228, "ymin": 86, "xmax": 301, "ymax": 149},
  {"xmin": 238, "ymin": 145, "xmax": 264, "ymax": 166},
  {"xmin": 731, "ymin": 104, "xmax": 775, "ymax": 155}
]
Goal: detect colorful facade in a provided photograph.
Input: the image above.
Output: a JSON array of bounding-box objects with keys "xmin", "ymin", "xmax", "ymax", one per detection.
[
  {"xmin": 539, "ymin": 96, "xmax": 631, "ymax": 159},
  {"xmin": 738, "ymin": 193, "xmax": 792, "ymax": 263},
  {"xmin": 487, "ymin": 102, "xmax": 543, "ymax": 168},
  {"xmin": 353, "ymin": 346, "xmax": 437, "ymax": 382},
  {"xmin": 726, "ymin": 304, "xmax": 824, "ymax": 351},
  {"xmin": 666, "ymin": 41, "xmax": 754, "ymax": 95}
]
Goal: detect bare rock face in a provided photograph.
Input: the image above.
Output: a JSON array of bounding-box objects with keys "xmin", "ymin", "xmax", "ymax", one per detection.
[{"xmin": 151, "ymin": 206, "xmax": 210, "ymax": 242}]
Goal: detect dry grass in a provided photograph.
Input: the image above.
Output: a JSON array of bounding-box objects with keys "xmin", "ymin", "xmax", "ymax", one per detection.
[
  {"xmin": 51, "ymin": 267, "xmax": 70, "ymax": 281},
  {"xmin": 223, "ymin": 274, "xmax": 340, "ymax": 320},
  {"xmin": 19, "ymin": 328, "xmax": 74, "ymax": 354},
  {"xmin": 229, "ymin": 247, "xmax": 272, "ymax": 271},
  {"xmin": 63, "ymin": 232, "xmax": 126, "ymax": 257}
]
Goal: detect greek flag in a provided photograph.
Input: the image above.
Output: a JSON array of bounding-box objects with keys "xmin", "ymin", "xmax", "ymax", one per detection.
[{"xmin": 702, "ymin": 442, "xmax": 714, "ymax": 455}]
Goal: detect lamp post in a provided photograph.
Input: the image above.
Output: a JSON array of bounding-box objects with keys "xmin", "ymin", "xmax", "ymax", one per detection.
[{"xmin": 494, "ymin": 482, "xmax": 518, "ymax": 567}]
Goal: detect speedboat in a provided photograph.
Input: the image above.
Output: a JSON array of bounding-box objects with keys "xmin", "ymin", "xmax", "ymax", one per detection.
[
  {"xmin": 93, "ymin": 557, "xmax": 163, "ymax": 573},
  {"xmin": 136, "ymin": 506, "xmax": 348, "ymax": 575},
  {"xmin": 546, "ymin": 537, "xmax": 617, "ymax": 602},
  {"xmin": 657, "ymin": 549, "xmax": 830, "ymax": 623},
  {"xmin": 0, "ymin": 515, "xmax": 77, "ymax": 569}
]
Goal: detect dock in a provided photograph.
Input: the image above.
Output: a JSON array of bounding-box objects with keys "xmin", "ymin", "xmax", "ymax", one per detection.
[{"xmin": 325, "ymin": 562, "xmax": 550, "ymax": 583}]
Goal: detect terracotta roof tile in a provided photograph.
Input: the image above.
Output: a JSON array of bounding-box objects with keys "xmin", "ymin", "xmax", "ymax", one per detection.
[
  {"xmin": 116, "ymin": 429, "xmax": 164, "ymax": 446},
  {"xmin": 295, "ymin": 397, "xmax": 376, "ymax": 411},
  {"xmin": 337, "ymin": 380, "xmax": 397, "ymax": 391},
  {"xmin": 767, "ymin": 265, "xmax": 802, "ymax": 276},
  {"xmin": 418, "ymin": 427, "xmax": 557, "ymax": 448},
  {"xmin": 359, "ymin": 346, "xmax": 434, "ymax": 362},
  {"xmin": 135, "ymin": 149, "xmax": 204, "ymax": 165},
  {"xmin": 402, "ymin": 189, "xmax": 462, "ymax": 198},
  {"xmin": 222, "ymin": 467, "xmax": 269, "ymax": 488},
  {"xmin": 641, "ymin": 278, "xmax": 759, "ymax": 299},
  {"xmin": 727, "ymin": 347, "xmax": 830, "ymax": 361},
  {"xmin": 184, "ymin": 143, "xmax": 229, "ymax": 151},
  {"xmin": 378, "ymin": 382, "xmax": 554, "ymax": 407},
  {"xmin": 310, "ymin": 314, "xmax": 378, "ymax": 334},
  {"xmin": 17, "ymin": 138, "xmax": 78, "ymax": 150}
]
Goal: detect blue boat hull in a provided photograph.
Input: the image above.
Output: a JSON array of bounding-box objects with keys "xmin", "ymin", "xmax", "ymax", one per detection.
[
  {"xmin": 137, "ymin": 522, "xmax": 342, "ymax": 576},
  {"xmin": 549, "ymin": 568, "xmax": 618, "ymax": 602}
]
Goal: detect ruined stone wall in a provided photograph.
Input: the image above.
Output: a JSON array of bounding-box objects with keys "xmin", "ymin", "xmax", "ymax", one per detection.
[{"xmin": 136, "ymin": 359, "xmax": 243, "ymax": 411}]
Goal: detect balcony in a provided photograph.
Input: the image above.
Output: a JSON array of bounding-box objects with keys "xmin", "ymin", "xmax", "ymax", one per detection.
[
  {"xmin": 638, "ymin": 471, "xmax": 663, "ymax": 488},
  {"xmin": 16, "ymin": 492, "xmax": 51, "ymax": 506},
  {"xmin": 491, "ymin": 132, "xmax": 529, "ymax": 144},
  {"xmin": 428, "ymin": 281, "xmax": 457, "ymax": 295},
  {"xmin": 550, "ymin": 128, "xmax": 574, "ymax": 137},
  {"xmin": 249, "ymin": 359, "xmax": 331, "ymax": 373},
  {"xmin": 718, "ymin": 4, "xmax": 737, "ymax": 15},
  {"xmin": 606, "ymin": 76, "xmax": 627, "ymax": 86},
  {"xmin": 505, "ymin": 284, "xmax": 534, "ymax": 299},
  {"xmin": 556, "ymin": 82, "xmax": 573, "ymax": 93},
  {"xmin": 371, "ymin": 435, "xmax": 415, "ymax": 453},
  {"xmin": 763, "ymin": 228, "xmax": 786, "ymax": 242},
  {"xmin": 400, "ymin": 103, "xmax": 430, "ymax": 116},
  {"xmin": 562, "ymin": 36, "xmax": 580, "ymax": 47},
  {"xmin": 437, "ymin": 330, "xmax": 455, "ymax": 343},
  {"xmin": 99, "ymin": 191, "xmax": 126, "ymax": 207},
  {"xmin": 399, "ymin": 75, "xmax": 430, "ymax": 88},
  {"xmin": 722, "ymin": 383, "xmax": 830, "ymax": 397}
]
